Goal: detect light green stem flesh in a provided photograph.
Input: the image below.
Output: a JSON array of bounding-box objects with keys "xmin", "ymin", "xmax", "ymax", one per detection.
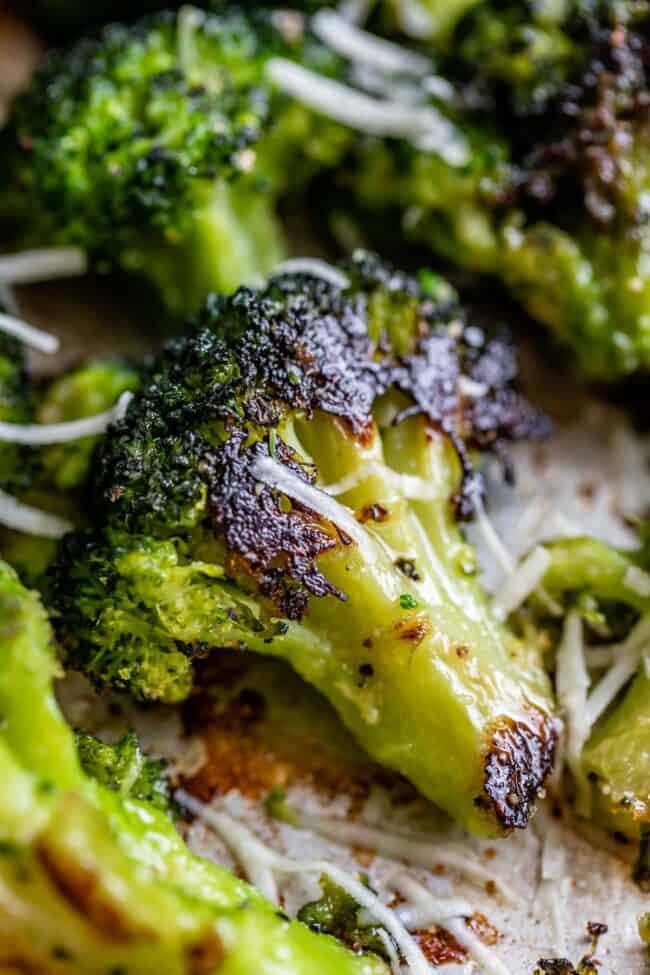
[
  {"xmin": 0, "ymin": 562, "xmax": 386, "ymax": 975},
  {"xmin": 121, "ymin": 179, "xmax": 286, "ymax": 317},
  {"xmin": 113, "ymin": 409, "xmax": 555, "ymax": 836}
]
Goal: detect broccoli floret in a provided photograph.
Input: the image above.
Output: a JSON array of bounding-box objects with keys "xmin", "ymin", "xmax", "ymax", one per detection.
[
  {"xmin": 351, "ymin": 0, "xmax": 650, "ymax": 378},
  {"xmin": 0, "ymin": 7, "xmax": 349, "ymax": 317},
  {"xmin": 298, "ymin": 875, "xmax": 391, "ymax": 960},
  {"xmin": 49, "ymin": 252, "xmax": 557, "ymax": 836},
  {"xmin": 519, "ymin": 534, "xmax": 650, "ymax": 839},
  {"xmin": 0, "ymin": 559, "xmax": 388, "ymax": 974},
  {"xmin": 75, "ymin": 729, "xmax": 172, "ymax": 814},
  {"xmin": 38, "ymin": 358, "xmax": 141, "ymax": 491}
]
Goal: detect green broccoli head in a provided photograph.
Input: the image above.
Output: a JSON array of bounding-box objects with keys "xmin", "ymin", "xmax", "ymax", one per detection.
[
  {"xmin": 353, "ymin": 0, "xmax": 650, "ymax": 378},
  {"xmin": 50, "ymin": 252, "xmax": 557, "ymax": 836},
  {"xmin": 75, "ymin": 729, "xmax": 172, "ymax": 814},
  {"xmin": 1, "ymin": 6, "xmax": 348, "ymax": 316}
]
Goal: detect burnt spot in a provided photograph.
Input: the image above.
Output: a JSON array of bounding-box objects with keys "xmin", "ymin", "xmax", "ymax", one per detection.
[
  {"xmin": 357, "ymin": 503, "xmax": 389, "ymax": 523},
  {"xmin": 479, "ymin": 712, "xmax": 558, "ymax": 829},
  {"xmin": 202, "ymin": 432, "xmax": 345, "ymax": 620},
  {"xmin": 187, "ymin": 932, "xmax": 225, "ymax": 975},
  {"xmin": 393, "ymin": 613, "xmax": 431, "ymax": 645},
  {"xmin": 395, "ymin": 557, "xmax": 420, "ymax": 580}
]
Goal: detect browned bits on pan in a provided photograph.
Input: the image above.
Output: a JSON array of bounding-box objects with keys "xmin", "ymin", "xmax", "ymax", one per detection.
[{"xmin": 479, "ymin": 711, "xmax": 558, "ymax": 829}]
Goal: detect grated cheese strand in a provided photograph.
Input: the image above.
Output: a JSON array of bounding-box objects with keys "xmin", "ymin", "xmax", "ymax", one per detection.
[
  {"xmin": 0, "ymin": 490, "xmax": 73, "ymax": 539},
  {"xmin": 275, "ymin": 808, "xmax": 517, "ymax": 903},
  {"xmin": 555, "ymin": 610, "xmax": 591, "ymax": 815},
  {"xmin": 586, "ymin": 614, "xmax": 650, "ymax": 728},
  {"xmin": 252, "ymin": 454, "xmax": 373, "ymax": 553},
  {"xmin": 0, "ymin": 311, "xmax": 60, "ymax": 355},
  {"xmin": 176, "ymin": 791, "xmax": 431, "ymax": 975},
  {"xmin": 0, "ymin": 248, "xmax": 87, "ymax": 285},
  {"xmin": 393, "ymin": 873, "xmax": 512, "ymax": 975},
  {"xmin": 0, "ymin": 392, "xmax": 132, "ymax": 445},
  {"xmin": 492, "ymin": 545, "xmax": 551, "ymax": 620},
  {"xmin": 312, "ymin": 10, "xmax": 432, "ymax": 76},
  {"xmin": 272, "ymin": 257, "xmax": 351, "ymax": 289},
  {"xmin": 266, "ymin": 58, "xmax": 469, "ymax": 165}
]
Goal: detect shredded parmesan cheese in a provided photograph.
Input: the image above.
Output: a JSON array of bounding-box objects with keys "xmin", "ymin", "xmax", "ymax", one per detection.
[
  {"xmin": 273, "ymin": 807, "xmax": 516, "ymax": 903},
  {"xmin": 176, "ymin": 791, "xmax": 431, "ymax": 975},
  {"xmin": 492, "ymin": 545, "xmax": 551, "ymax": 620},
  {"xmin": 586, "ymin": 615, "xmax": 650, "ymax": 727},
  {"xmin": 0, "ymin": 392, "xmax": 132, "ymax": 445},
  {"xmin": 272, "ymin": 258, "xmax": 351, "ymax": 289},
  {"xmin": 624, "ymin": 565, "xmax": 650, "ymax": 598},
  {"xmin": 393, "ymin": 874, "xmax": 512, "ymax": 975},
  {"xmin": 555, "ymin": 611, "xmax": 591, "ymax": 814},
  {"xmin": 0, "ymin": 248, "xmax": 87, "ymax": 285},
  {"xmin": 312, "ymin": 10, "xmax": 432, "ymax": 76},
  {"xmin": 252, "ymin": 454, "xmax": 372, "ymax": 551},
  {"xmin": 0, "ymin": 489, "xmax": 73, "ymax": 538},
  {"xmin": 265, "ymin": 58, "xmax": 469, "ymax": 165},
  {"xmin": 0, "ymin": 311, "xmax": 60, "ymax": 355}
]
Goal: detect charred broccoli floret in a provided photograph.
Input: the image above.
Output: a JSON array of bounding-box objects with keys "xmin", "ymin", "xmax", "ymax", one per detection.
[
  {"xmin": 0, "ymin": 7, "xmax": 349, "ymax": 317},
  {"xmin": 515, "ymin": 534, "xmax": 650, "ymax": 841},
  {"xmin": 0, "ymin": 558, "xmax": 388, "ymax": 974},
  {"xmin": 49, "ymin": 253, "xmax": 557, "ymax": 836},
  {"xmin": 351, "ymin": 0, "xmax": 650, "ymax": 378}
]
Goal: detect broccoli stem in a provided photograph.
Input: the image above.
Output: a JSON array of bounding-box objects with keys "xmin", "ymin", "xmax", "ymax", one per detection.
[
  {"xmin": 252, "ymin": 412, "xmax": 557, "ymax": 836},
  {"xmin": 123, "ymin": 180, "xmax": 286, "ymax": 316}
]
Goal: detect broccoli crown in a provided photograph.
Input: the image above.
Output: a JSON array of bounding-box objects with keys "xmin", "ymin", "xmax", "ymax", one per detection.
[
  {"xmin": 75, "ymin": 729, "xmax": 172, "ymax": 814},
  {"xmin": 1, "ymin": 6, "xmax": 346, "ymax": 312},
  {"xmin": 87, "ymin": 252, "xmax": 547, "ymax": 598},
  {"xmin": 0, "ymin": 331, "xmax": 36, "ymax": 493},
  {"xmin": 49, "ymin": 253, "xmax": 556, "ymax": 836}
]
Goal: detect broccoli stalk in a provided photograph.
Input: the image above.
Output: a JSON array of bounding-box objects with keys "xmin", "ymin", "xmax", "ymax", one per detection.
[
  {"xmin": 0, "ymin": 7, "xmax": 349, "ymax": 317},
  {"xmin": 49, "ymin": 253, "xmax": 557, "ymax": 836},
  {"xmin": 0, "ymin": 560, "xmax": 387, "ymax": 974}
]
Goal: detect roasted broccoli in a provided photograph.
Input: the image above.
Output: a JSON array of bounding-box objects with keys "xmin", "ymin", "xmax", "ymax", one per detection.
[
  {"xmin": 0, "ymin": 7, "xmax": 349, "ymax": 316},
  {"xmin": 355, "ymin": 0, "xmax": 650, "ymax": 378},
  {"xmin": 48, "ymin": 253, "xmax": 557, "ymax": 836},
  {"xmin": 0, "ymin": 558, "xmax": 388, "ymax": 974},
  {"xmin": 75, "ymin": 728, "xmax": 173, "ymax": 814},
  {"xmin": 514, "ymin": 534, "xmax": 650, "ymax": 841}
]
